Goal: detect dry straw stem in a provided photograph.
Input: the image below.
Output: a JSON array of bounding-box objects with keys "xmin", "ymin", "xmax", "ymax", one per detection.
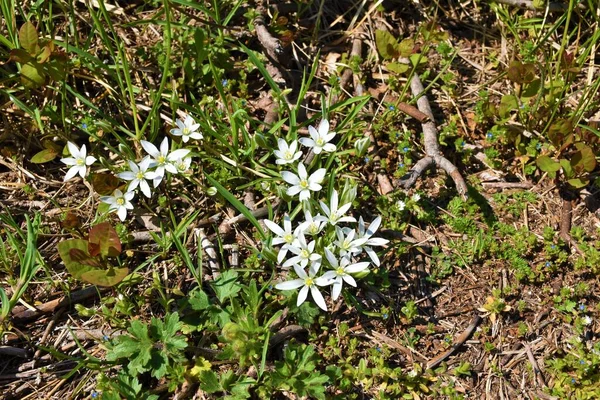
[{"xmin": 397, "ymin": 72, "xmax": 468, "ymax": 198}]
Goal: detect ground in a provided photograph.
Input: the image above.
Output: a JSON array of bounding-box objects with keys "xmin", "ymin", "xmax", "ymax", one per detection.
[{"xmin": 1, "ymin": 0, "xmax": 600, "ymax": 399}]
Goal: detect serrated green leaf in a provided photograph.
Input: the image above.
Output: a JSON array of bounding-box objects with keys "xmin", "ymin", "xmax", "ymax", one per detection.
[
  {"xmin": 189, "ymin": 289, "xmax": 210, "ymax": 311},
  {"xmin": 211, "ymin": 270, "xmax": 241, "ymax": 303},
  {"xmin": 19, "ymin": 22, "xmax": 39, "ymax": 55},
  {"xmin": 200, "ymin": 370, "xmax": 221, "ymax": 393},
  {"xmin": 30, "ymin": 148, "xmax": 58, "ymax": 163}
]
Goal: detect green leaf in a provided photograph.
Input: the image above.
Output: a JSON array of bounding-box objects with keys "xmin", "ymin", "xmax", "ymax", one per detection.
[
  {"xmin": 80, "ymin": 267, "xmax": 129, "ymax": 287},
  {"xmin": 375, "ymin": 30, "xmax": 399, "ymax": 60},
  {"xmin": 57, "ymin": 239, "xmax": 94, "ymax": 279},
  {"xmin": 189, "ymin": 289, "xmax": 210, "ymax": 311},
  {"xmin": 30, "ymin": 148, "xmax": 58, "ymax": 163},
  {"xmin": 397, "ymin": 38, "xmax": 414, "ymax": 58},
  {"xmin": 88, "ymin": 222, "xmax": 122, "ymax": 257},
  {"xmin": 567, "ymin": 177, "xmax": 589, "ymax": 189},
  {"xmin": 19, "ymin": 22, "xmax": 39, "ymax": 55},
  {"xmin": 507, "ymin": 60, "xmax": 536, "ymax": 84},
  {"xmin": 548, "ymin": 119, "xmax": 573, "ymax": 147},
  {"xmin": 211, "ymin": 270, "xmax": 241, "ymax": 303},
  {"xmin": 386, "ymin": 62, "xmax": 409, "ymax": 74},
  {"xmin": 536, "ymin": 155, "xmax": 561, "ymax": 173},
  {"xmin": 204, "ymin": 173, "xmax": 266, "ymax": 240},
  {"xmin": 199, "ymin": 370, "xmax": 221, "ymax": 393},
  {"xmin": 9, "ymin": 48, "xmax": 33, "ymax": 63},
  {"xmin": 36, "ymin": 44, "xmax": 52, "ymax": 63},
  {"xmin": 499, "ymin": 95, "xmax": 518, "ymax": 118},
  {"xmin": 20, "ymin": 62, "xmax": 45, "ymax": 88},
  {"xmin": 573, "ymin": 143, "xmax": 596, "ymax": 172}
]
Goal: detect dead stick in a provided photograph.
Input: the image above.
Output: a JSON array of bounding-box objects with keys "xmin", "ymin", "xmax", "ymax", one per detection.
[
  {"xmin": 397, "ymin": 72, "xmax": 468, "ymax": 198},
  {"xmin": 426, "ymin": 314, "xmax": 482, "ymax": 369},
  {"xmin": 397, "ymin": 102, "xmax": 429, "ymax": 123},
  {"xmin": 524, "ymin": 342, "xmax": 546, "ymax": 387}
]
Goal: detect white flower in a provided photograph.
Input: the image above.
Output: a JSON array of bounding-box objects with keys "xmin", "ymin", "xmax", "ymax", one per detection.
[
  {"xmin": 264, "ymin": 215, "xmax": 301, "ymax": 263},
  {"xmin": 281, "ymin": 163, "xmax": 326, "ymax": 202},
  {"xmin": 397, "ymin": 200, "xmax": 406, "ymax": 211},
  {"xmin": 60, "ymin": 142, "xmax": 97, "ymax": 181},
  {"xmin": 273, "ymin": 138, "xmax": 302, "ymax": 165},
  {"xmin": 412, "ymin": 193, "xmax": 421, "ymax": 202},
  {"xmin": 170, "ymin": 115, "xmax": 202, "ymax": 143},
  {"xmin": 583, "ymin": 316, "xmax": 592, "ymax": 325},
  {"xmin": 283, "ymin": 232, "xmax": 321, "ymax": 268},
  {"xmin": 173, "ymin": 157, "xmax": 193, "ymax": 174},
  {"xmin": 299, "ymin": 119, "xmax": 336, "ymax": 154},
  {"xmin": 117, "ymin": 158, "xmax": 156, "ymax": 198},
  {"xmin": 354, "ymin": 216, "xmax": 389, "ymax": 266},
  {"xmin": 275, "ymin": 263, "xmax": 330, "ymax": 311},
  {"xmin": 298, "ymin": 210, "xmax": 325, "ymax": 236},
  {"xmin": 100, "ymin": 189, "xmax": 135, "ymax": 221},
  {"xmin": 322, "ymin": 248, "xmax": 370, "ymax": 300},
  {"xmin": 334, "ymin": 227, "xmax": 367, "ymax": 257},
  {"xmin": 316, "ymin": 189, "xmax": 356, "ymax": 226},
  {"xmin": 140, "ymin": 137, "xmax": 190, "ymax": 187}
]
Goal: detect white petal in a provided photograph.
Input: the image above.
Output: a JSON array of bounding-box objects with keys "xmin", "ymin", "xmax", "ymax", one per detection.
[
  {"xmin": 160, "ymin": 137, "xmax": 169, "ymax": 155},
  {"xmin": 297, "ymin": 163, "xmax": 308, "ymax": 179},
  {"xmin": 118, "ymin": 171, "xmax": 136, "ymax": 180},
  {"xmin": 308, "ymin": 125, "xmax": 320, "ymax": 140},
  {"xmin": 139, "ymin": 180, "xmax": 152, "ymax": 198},
  {"xmin": 77, "ymin": 165, "xmax": 87, "ymax": 178},
  {"xmin": 365, "ymin": 247, "xmax": 381, "ymax": 266},
  {"xmin": 275, "ymin": 279, "xmax": 305, "ymax": 291},
  {"xmin": 322, "ymin": 143, "xmax": 336, "ymax": 153},
  {"xmin": 117, "ymin": 207, "xmax": 127, "ymax": 221},
  {"xmin": 309, "ymin": 168, "xmax": 326, "ymax": 184},
  {"xmin": 331, "ymin": 279, "xmax": 343, "ymax": 300},
  {"xmin": 168, "ymin": 149, "xmax": 191, "ymax": 161},
  {"xmin": 310, "ymin": 286, "xmax": 327, "ymax": 311},
  {"xmin": 366, "ymin": 237, "xmax": 389, "ymax": 246},
  {"xmin": 297, "ymin": 285, "xmax": 309, "ymax": 306},
  {"xmin": 324, "ymin": 247, "xmax": 338, "ymax": 267},
  {"xmin": 345, "ymin": 262, "xmax": 370, "ymax": 273},
  {"xmin": 277, "ymin": 247, "xmax": 288, "ymax": 263},
  {"xmin": 264, "ymin": 219, "xmax": 285, "ymax": 237},
  {"xmin": 60, "ymin": 157, "xmax": 77, "ymax": 166},
  {"xmin": 367, "ymin": 216, "xmax": 382, "ymax": 236},
  {"xmin": 298, "ymin": 190, "xmax": 310, "ymax": 202},
  {"xmin": 170, "ymin": 128, "xmax": 182, "ymax": 136},
  {"xmin": 287, "ymin": 185, "xmax": 302, "ymax": 197},
  {"xmin": 299, "ymin": 137, "xmax": 315, "ymax": 148},
  {"xmin": 64, "ymin": 166, "xmax": 79, "ymax": 181},
  {"xmin": 85, "ymin": 156, "xmax": 97, "ymax": 165},
  {"xmin": 318, "ymin": 119, "xmax": 330, "ymax": 136},
  {"xmin": 342, "ymin": 274, "xmax": 358, "ymax": 287},
  {"xmin": 281, "ymin": 171, "xmax": 300, "ymax": 185},
  {"xmin": 67, "ymin": 142, "xmax": 80, "ymax": 157},
  {"xmin": 141, "ymin": 140, "xmax": 159, "ymax": 157},
  {"xmin": 293, "ymin": 263, "xmax": 308, "ymax": 279},
  {"xmin": 100, "ymin": 196, "xmax": 115, "ymax": 205}
]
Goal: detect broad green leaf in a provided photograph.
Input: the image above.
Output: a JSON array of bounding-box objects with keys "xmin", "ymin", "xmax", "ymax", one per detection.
[
  {"xmin": 189, "ymin": 289, "xmax": 210, "ymax": 311},
  {"xmin": 375, "ymin": 30, "xmax": 399, "ymax": 60},
  {"xmin": 573, "ymin": 143, "xmax": 596, "ymax": 172},
  {"xmin": 91, "ymin": 172, "xmax": 121, "ymax": 195},
  {"xmin": 397, "ymin": 38, "xmax": 414, "ymax": 58},
  {"xmin": 30, "ymin": 148, "xmax": 58, "ymax": 163},
  {"xmin": 536, "ymin": 155, "xmax": 561, "ymax": 173},
  {"xmin": 507, "ymin": 60, "xmax": 536, "ymax": 84},
  {"xmin": 211, "ymin": 270, "xmax": 241, "ymax": 303},
  {"xmin": 9, "ymin": 48, "xmax": 33, "ymax": 63},
  {"xmin": 499, "ymin": 95, "xmax": 518, "ymax": 118},
  {"xmin": 57, "ymin": 239, "xmax": 94, "ymax": 279},
  {"xmin": 386, "ymin": 62, "xmax": 410, "ymax": 74},
  {"xmin": 36, "ymin": 44, "xmax": 52, "ymax": 63},
  {"xmin": 548, "ymin": 119, "xmax": 573, "ymax": 147},
  {"xmin": 567, "ymin": 177, "xmax": 589, "ymax": 189},
  {"xmin": 199, "ymin": 370, "xmax": 221, "ymax": 393},
  {"xmin": 19, "ymin": 22, "xmax": 39, "ymax": 55},
  {"xmin": 80, "ymin": 267, "xmax": 129, "ymax": 287},
  {"xmin": 88, "ymin": 222, "xmax": 122, "ymax": 257},
  {"xmin": 20, "ymin": 62, "xmax": 45, "ymax": 88}
]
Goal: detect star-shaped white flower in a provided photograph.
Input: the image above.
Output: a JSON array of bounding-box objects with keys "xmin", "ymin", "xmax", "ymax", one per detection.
[
  {"xmin": 140, "ymin": 137, "xmax": 190, "ymax": 187},
  {"xmin": 264, "ymin": 215, "xmax": 301, "ymax": 263},
  {"xmin": 299, "ymin": 119, "xmax": 336, "ymax": 154},
  {"xmin": 334, "ymin": 226, "xmax": 367, "ymax": 257},
  {"xmin": 283, "ymin": 232, "xmax": 321, "ymax": 268},
  {"xmin": 173, "ymin": 157, "xmax": 193, "ymax": 174},
  {"xmin": 298, "ymin": 210, "xmax": 325, "ymax": 236},
  {"xmin": 100, "ymin": 189, "xmax": 135, "ymax": 221},
  {"xmin": 60, "ymin": 142, "xmax": 97, "ymax": 181},
  {"xmin": 316, "ymin": 189, "xmax": 355, "ymax": 226},
  {"xmin": 322, "ymin": 248, "xmax": 370, "ymax": 300},
  {"xmin": 353, "ymin": 216, "xmax": 389, "ymax": 266},
  {"xmin": 273, "ymin": 138, "xmax": 302, "ymax": 165},
  {"xmin": 275, "ymin": 263, "xmax": 330, "ymax": 311},
  {"xmin": 117, "ymin": 157, "xmax": 156, "ymax": 198},
  {"xmin": 170, "ymin": 115, "xmax": 203, "ymax": 143},
  {"xmin": 281, "ymin": 163, "xmax": 326, "ymax": 202}
]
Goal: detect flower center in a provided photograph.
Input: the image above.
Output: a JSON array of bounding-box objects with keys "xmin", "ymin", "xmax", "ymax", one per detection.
[
  {"xmin": 76, "ymin": 159, "xmax": 85, "ymax": 166},
  {"xmin": 342, "ymin": 240, "xmax": 350, "ymax": 250},
  {"xmin": 136, "ymin": 171, "xmax": 145, "ymax": 180},
  {"xmin": 283, "ymin": 233, "xmax": 294, "ymax": 244},
  {"xmin": 284, "ymin": 150, "xmax": 293, "ymax": 160},
  {"xmin": 305, "ymin": 277, "xmax": 314, "ymax": 287},
  {"xmin": 300, "ymin": 249, "xmax": 310, "ymax": 259},
  {"xmin": 157, "ymin": 155, "xmax": 167, "ymax": 165},
  {"xmin": 299, "ymin": 179, "xmax": 309, "ymax": 189},
  {"xmin": 182, "ymin": 127, "xmax": 190, "ymax": 135},
  {"xmin": 308, "ymin": 223, "xmax": 318, "ymax": 234},
  {"xmin": 116, "ymin": 198, "xmax": 125, "ymax": 206},
  {"xmin": 330, "ymin": 212, "xmax": 338, "ymax": 222},
  {"xmin": 316, "ymin": 138, "xmax": 325, "ymax": 146},
  {"xmin": 336, "ymin": 267, "xmax": 345, "ymax": 275}
]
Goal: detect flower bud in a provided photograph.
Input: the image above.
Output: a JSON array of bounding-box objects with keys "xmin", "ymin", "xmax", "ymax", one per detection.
[{"xmin": 354, "ymin": 136, "xmax": 370, "ymax": 157}]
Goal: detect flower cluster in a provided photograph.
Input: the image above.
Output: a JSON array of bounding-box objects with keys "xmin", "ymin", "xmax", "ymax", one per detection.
[
  {"xmin": 268, "ymin": 119, "xmax": 388, "ymax": 311},
  {"xmin": 60, "ymin": 116, "xmax": 201, "ymax": 221}
]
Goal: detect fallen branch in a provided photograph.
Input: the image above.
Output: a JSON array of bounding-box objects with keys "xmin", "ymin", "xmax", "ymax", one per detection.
[
  {"xmin": 426, "ymin": 314, "xmax": 482, "ymax": 369},
  {"xmin": 396, "ymin": 73, "xmax": 468, "ymax": 198}
]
